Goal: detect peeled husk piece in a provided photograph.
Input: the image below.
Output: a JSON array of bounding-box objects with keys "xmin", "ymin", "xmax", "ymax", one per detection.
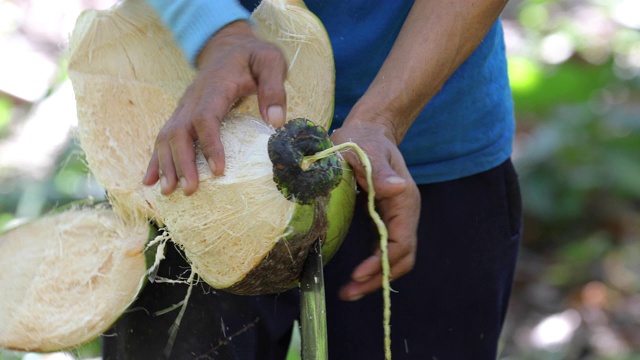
[
  {"xmin": 0, "ymin": 207, "xmax": 149, "ymax": 351},
  {"xmin": 67, "ymin": 0, "xmax": 195, "ymax": 223}
]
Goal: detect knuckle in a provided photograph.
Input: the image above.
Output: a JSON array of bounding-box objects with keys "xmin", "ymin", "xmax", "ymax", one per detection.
[
  {"xmin": 223, "ymin": 82, "xmax": 244, "ymax": 103},
  {"xmin": 252, "ymin": 46, "xmax": 287, "ymax": 75},
  {"xmin": 199, "ymin": 134, "xmax": 222, "ymax": 155},
  {"xmin": 155, "ymin": 127, "xmax": 171, "ymax": 144},
  {"xmin": 395, "ymin": 255, "xmax": 416, "ymax": 278},
  {"xmin": 404, "ymin": 253, "xmax": 416, "ymax": 271},
  {"xmin": 259, "ymin": 45, "xmax": 285, "ymax": 63},
  {"xmin": 165, "ymin": 125, "xmax": 183, "ymax": 143},
  {"xmin": 178, "ymin": 85, "xmax": 195, "ymax": 106},
  {"xmin": 191, "ymin": 110, "xmax": 211, "ymax": 126},
  {"xmin": 258, "ymin": 85, "xmax": 283, "ymax": 100},
  {"xmin": 192, "ymin": 110, "xmax": 222, "ymax": 136},
  {"xmin": 208, "ymin": 79, "xmax": 247, "ymax": 106},
  {"xmin": 397, "ymin": 239, "xmax": 415, "ymax": 259}
]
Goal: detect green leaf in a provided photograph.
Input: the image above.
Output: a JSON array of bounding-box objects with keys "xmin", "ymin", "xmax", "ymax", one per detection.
[{"xmin": 0, "ymin": 97, "xmax": 12, "ymax": 137}]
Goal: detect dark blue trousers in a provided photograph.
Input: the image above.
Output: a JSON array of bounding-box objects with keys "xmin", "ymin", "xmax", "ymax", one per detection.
[{"xmin": 103, "ymin": 159, "xmax": 521, "ymax": 360}]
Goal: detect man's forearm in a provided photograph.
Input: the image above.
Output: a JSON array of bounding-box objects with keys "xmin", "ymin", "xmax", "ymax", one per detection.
[{"xmin": 350, "ymin": 0, "xmax": 508, "ymax": 144}]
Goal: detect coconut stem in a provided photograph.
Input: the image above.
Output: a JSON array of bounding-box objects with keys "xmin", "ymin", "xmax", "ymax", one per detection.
[{"xmin": 303, "ymin": 142, "xmax": 392, "ymax": 360}]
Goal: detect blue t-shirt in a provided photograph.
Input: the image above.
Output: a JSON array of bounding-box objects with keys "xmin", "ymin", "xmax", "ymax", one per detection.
[{"xmin": 146, "ymin": 0, "xmax": 515, "ymax": 184}]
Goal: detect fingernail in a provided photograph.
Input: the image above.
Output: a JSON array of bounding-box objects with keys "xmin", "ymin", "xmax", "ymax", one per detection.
[
  {"xmin": 386, "ymin": 176, "xmax": 406, "ymax": 184},
  {"xmin": 267, "ymin": 105, "xmax": 285, "ymax": 126},
  {"xmin": 160, "ymin": 175, "xmax": 169, "ymax": 192},
  {"xmin": 354, "ymin": 275, "xmax": 372, "ymax": 283},
  {"xmin": 179, "ymin": 177, "xmax": 187, "ymax": 188},
  {"xmin": 208, "ymin": 158, "xmax": 216, "ymax": 175},
  {"xmin": 141, "ymin": 171, "xmax": 148, "ymax": 184},
  {"xmin": 348, "ymin": 293, "xmax": 364, "ymax": 302}
]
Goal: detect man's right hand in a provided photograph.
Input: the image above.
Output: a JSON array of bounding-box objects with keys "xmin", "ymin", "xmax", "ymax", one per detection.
[{"xmin": 142, "ymin": 20, "xmax": 288, "ymax": 196}]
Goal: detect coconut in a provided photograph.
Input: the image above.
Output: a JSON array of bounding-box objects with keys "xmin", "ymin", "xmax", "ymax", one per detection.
[
  {"xmin": 0, "ymin": 207, "xmax": 150, "ymax": 351},
  {"xmin": 156, "ymin": 116, "xmax": 355, "ymax": 294},
  {"xmin": 68, "ymin": 0, "xmax": 356, "ymax": 296}
]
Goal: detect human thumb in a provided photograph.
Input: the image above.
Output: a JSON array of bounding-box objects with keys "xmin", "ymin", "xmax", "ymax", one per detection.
[{"xmin": 371, "ymin": 163, "xmax": 407, "ymax": 199}]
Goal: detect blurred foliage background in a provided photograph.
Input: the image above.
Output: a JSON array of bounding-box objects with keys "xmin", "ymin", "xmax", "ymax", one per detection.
[
  {"xmin": 501, "ymin": 0, "xmax": 640, "ymax": 359},
  {"xmin": 0, "ymin": 0, "xmax": 639, "ymax": 359}
]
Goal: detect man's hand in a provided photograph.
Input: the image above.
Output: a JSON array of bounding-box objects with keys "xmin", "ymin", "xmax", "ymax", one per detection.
[
  {"xmin": 330, "ymin": 116, "xmax": 420, "ymax": 301},
  {"xmin": 142, "ymin": 21, "xmax": 288, "ymax": 195}
]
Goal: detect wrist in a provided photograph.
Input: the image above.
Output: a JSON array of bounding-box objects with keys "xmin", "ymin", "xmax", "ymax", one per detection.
[{"xmin": 345, "ymin": 103, "xmax": 403, "ymax": 145}]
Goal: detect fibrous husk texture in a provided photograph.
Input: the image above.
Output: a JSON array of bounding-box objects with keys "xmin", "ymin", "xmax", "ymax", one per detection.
[
  {"xmin": 234, "ymin": 0, "xmax": 335, "ymax": 129},
  {"xmin": 155, "ymin": 116, "xmax": 300, "ymax": 290},
  {"xmin": 0, "ymin": 208, "xmax": 149, "ymax": 351},
  {"xmin": 67, "ymin": 0, "xmax": 195, "ymax": 223}
]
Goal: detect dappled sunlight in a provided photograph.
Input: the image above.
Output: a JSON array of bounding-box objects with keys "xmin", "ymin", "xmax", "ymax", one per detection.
[
  {"xmin": 611, "ymin": 0, "xmax": 640, "ymax": 29},
  {"xmin": 0, "ymin": 0, "xmax": 114, "ymax": 228},
  {"xmin": 528, "ymin": 309, "xmax": 581, "ymax": 350},
  {"xmin": 0, "ymin": 81, "xmax": 77, "ymax": 178},
  {"xmin": 500, "ymin": 0, "xmax": 640, "ymax": 358},
  {"xmin": 23, "ymin": 353, "xmax": 76, "ymax": 360}
]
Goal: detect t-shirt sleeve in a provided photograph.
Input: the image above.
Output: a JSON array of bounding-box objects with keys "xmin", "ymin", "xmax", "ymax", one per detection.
[{"xmin": 145, "ymin": 0, "xmax": 250, "ymax": 66}]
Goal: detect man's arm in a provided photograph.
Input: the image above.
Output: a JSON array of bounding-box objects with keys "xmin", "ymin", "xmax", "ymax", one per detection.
[
  {"xmin": 348, "ymin": 0, "xmax": 508, "ymax": 144},
  {"xmin": 333, "ymin": 0, "xmax": 509, "ymax": 301}
]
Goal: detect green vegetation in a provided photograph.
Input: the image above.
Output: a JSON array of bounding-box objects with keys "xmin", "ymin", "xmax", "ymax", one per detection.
[{"xmin": 501, "ymin": 0, "xmax": 640, "ymax": 358}]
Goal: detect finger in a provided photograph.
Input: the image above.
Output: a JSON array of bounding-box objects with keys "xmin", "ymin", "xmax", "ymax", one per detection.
[
  {"xmin": 351, "ymin": 253, "xmax": 382, "ymax": 284},
  {"xmin": 143, "ymin": 149, "xmax": 160, "ymax": 186},
  {"xmin": 339, "ymin": 273, "xmax": 383, "ymax": 301},
  {"xmin": 339, "ymin": 255, "xmax": 413, "ymax": 301},
  {"xmin": 330, "ymin": 131, "xmax": 407, "ymax": 197},
  {"xmin": 168, "ymin": 127, "xmax": 199, "ymax": 196},
  {"xmin": 352, "ymin": 237, "xmax": 415, "ymax": 285},
  {"xmin": 342, "ymin": 253, "xmax": 383, "ymax": 301},
  {"xmin": 367, "ymin": 150, "xmax": 409, "ymax": 199},
  {"xmin": 340, "ymin": 203, "xmax": 418, "ymax": 301},
  {"xmin": 251, "ymin": 46, "xmax": 287, "ymax": 128},
  {"xmin": 342, "ymin": 150, "xmax": 407, "ymax": 199},
  {"xmin": 192, "ymin": 100, "xmax": 227, "ymax": 177},
  {"xmin": 156, "ymin": 139, "xmax": 179, "ymax": 195}
]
